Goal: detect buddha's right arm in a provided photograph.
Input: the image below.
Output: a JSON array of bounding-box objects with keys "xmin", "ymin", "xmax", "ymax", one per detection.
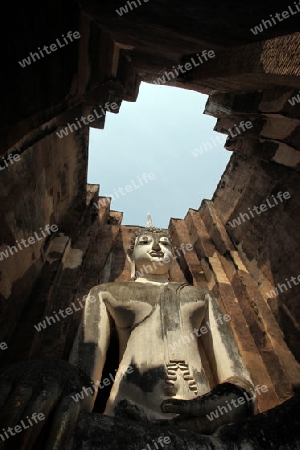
[{"xmin": 69, "ymin": 287, "xmax": 112, "ymax": 412}]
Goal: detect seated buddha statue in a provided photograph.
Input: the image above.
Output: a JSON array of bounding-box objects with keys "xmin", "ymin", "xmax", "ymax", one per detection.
[
  {"xmin": 1, "ymin": 220, "xmax": 299, "ymax": 449},
  {"xmin": 69, "ymin": 221, "xmax": 257, "ymax": 433}
]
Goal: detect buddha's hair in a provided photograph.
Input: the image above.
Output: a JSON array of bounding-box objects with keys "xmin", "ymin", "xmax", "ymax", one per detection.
[{"xmin": 129, "ymin": 227, "xmax": 172, "ymax": 251}]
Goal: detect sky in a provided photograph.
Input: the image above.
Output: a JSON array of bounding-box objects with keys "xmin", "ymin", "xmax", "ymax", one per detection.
[{"xmin": 88, "ymin": 82, "xmax": 231, "ymax": 229}]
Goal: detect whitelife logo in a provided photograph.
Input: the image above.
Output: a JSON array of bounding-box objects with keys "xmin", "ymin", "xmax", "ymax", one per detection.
[
  {"xmin": 227, "ymin": 192, "xmax": 290, "ymax": 228},
  {"xmin": 169, "ymin": 313, "xmax": 231, "ymax": 351},
  {"xmin": 153, "ymin": 50, "xmax": 215, "ymax": 85},
  {"xmin": 191, "ymin": 134, "xmax": 225, "ymax": 157},
  {"xmin": 34, "ymin": 295, "xmax": 94, "ymax": 332},
  {"xmin": 116, "ymin": 0, "xmax": 149, "ymax": 16},
  {"xmin": 93, "ymin": 173, "xmax": 156, "ymax": 209},
  {"xmin": 0, "ymin": 413, "xmax": 45, "ymax": 443},
  {"xmin": 18, "ymin": 31, "xmax": 81, "ymax": 68},
  {"xmin": 206, "ymin": 385, "xmax": 268, "ymax": 421},
  {"xmin": 266, "ymin": 273, "xmax": 300, "ymax": 298},
  {"xmin": 0, "ymin": 153, "xmax": 20, "ymax": 171},
  {"xmin": 0, "ymin": 224, "xmax": 58, "ymax": 261},
  {"xmin": 250, "ymin": 2, "xmax": 300, "ymax": 35},
  {"xmin": 71, "ymin": 366, "xmax": 134, "ymax": 402},
  {"xmin": 288, "ymin": 90, "xmax": 300, "ymax": 106},
  {"xmin": 141, "ymin": 436, "xmax": 171, "ymax": 450},
  {"xmin": 56, "ymin": 102, "xmax": 119, "ymax": 139}
]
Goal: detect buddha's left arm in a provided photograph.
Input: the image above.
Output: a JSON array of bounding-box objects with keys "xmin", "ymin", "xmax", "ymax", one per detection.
[
  {"xmin": 69, "ymin": 286, "xmax": 112, "ymax": 412},
  {"xmin": 161, "ymin": 293, "xmax": 257, "ymax": 433},
  {"xmin": 200, "ymin": 293, "xmax": 257, "ymax": 412}
]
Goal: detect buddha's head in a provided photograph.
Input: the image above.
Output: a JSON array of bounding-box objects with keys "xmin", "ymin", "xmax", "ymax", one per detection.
[{"xmin": 127, "ymin": 227, "xmax": 173, "ymax": 281}]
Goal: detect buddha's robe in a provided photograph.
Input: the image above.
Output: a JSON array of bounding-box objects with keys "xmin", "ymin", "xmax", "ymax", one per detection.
[{"xmin": 70, "ymin": 282, "xmax": 253, "ymax": 420}]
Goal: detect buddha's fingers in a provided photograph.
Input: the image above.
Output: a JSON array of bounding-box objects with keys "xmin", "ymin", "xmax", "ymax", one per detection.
[
  {"xmin": 171, "ymin": 415, "xmax": 220, "ymax": 434},
  {"xmin": 0, "ymin": 360, "xmax": 88, "ymax": 449},
  {"xmin": 171, "ymin": 394, "xmax": 254, "ymax": 435},
  {"xmin": 0, "ymin": 385, "xmax": 34, "ymax": 430},
  {"xmin": 13, "ymin": 380, "xmax": 62, "ymax": 450},
  {"xmin": 161, "ymin": 391, "xmax": 224, "ymax": 416},
  {"xmin": 161, "ymin": 392, "xmax": 216, "ymax": 416},
  {"xmin": 0, "ymin": 379, "xmax": 13, "ymax": 410},
  {"xmin": 44, "ymin": 396, "xmax": 81, "ymax": 450},
  {"xmin": 161, "ymin": 383, "xmax": 253, "ymax": 417}
]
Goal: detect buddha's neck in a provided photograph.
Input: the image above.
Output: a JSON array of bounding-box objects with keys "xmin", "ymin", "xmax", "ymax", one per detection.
[{"xmin": 135, "ymin": 274, "xmax": 169, "ymax": 284}]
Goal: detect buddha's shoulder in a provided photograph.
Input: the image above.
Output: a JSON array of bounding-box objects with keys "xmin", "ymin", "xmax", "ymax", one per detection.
[
  {"xmin": 88, "ymin": 282, "xmax": 162, "ymax": 297},
  {"xmin": 88, "ymin": 282, "xmax": 214, "ymax": 301},
  {"xmin": 173, "ymin": 283, "xmax": 214, "ymax": 301}
]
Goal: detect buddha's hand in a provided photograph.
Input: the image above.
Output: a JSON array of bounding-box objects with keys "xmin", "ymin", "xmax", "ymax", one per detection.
[
  {"xmin": 0, "ymin": 359, "xmax": 92, "ymax": 450},
  {"xmin": 161, "ymin": 381, "xmax": 255, "ymax": 434}
]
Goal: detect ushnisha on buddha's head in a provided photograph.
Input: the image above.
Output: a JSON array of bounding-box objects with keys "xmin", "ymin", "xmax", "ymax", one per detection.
[{"xmin": 127, "ymin": 227, "xmax": 174, "ymax": 282}]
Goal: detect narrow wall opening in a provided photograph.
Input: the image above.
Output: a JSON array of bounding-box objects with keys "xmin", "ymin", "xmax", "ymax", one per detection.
[{"xmin": 87, "ymin": 82, "xmax": 231, "ymax": 228}]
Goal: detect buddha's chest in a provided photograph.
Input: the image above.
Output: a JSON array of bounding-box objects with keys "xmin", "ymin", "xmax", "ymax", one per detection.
[{"xmin": 103, "ymin": 287, "xmax": 207, "ymax": 333}]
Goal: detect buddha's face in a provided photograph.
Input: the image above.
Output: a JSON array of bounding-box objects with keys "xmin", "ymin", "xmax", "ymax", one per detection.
[{"xmin": 132, "ymin": 232, "xmax": 173, "ymax": 275}]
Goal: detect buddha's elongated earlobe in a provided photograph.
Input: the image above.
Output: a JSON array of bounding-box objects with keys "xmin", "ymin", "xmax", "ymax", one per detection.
[
  {"xmin": 168, "ymin": 255, "xmax": 174, "ymax": 281},
  {"xmin": 127, "ymin": 250, "xmax": 136, "ymax": 280}
]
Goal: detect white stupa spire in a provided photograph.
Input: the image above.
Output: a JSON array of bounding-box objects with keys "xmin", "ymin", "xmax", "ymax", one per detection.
[{"xmin": 146, "ymin": 212, "xmax": 153, "ymax": 228}]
